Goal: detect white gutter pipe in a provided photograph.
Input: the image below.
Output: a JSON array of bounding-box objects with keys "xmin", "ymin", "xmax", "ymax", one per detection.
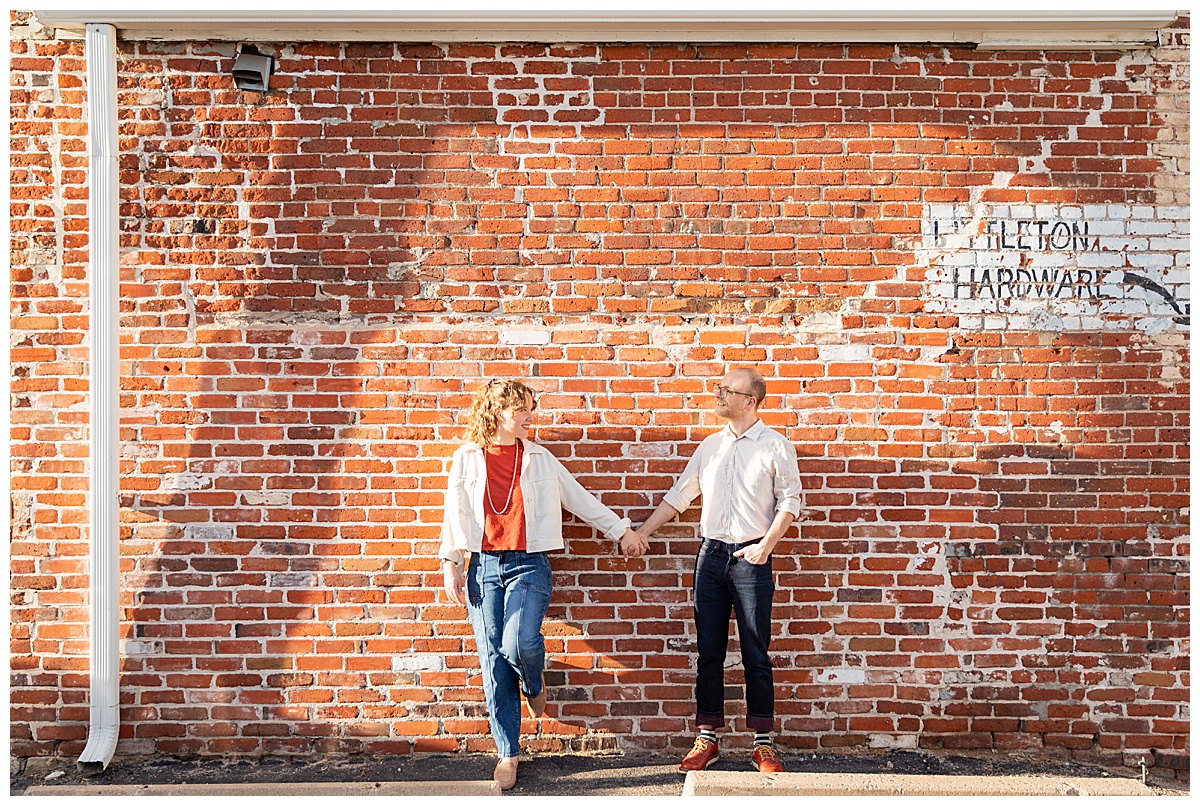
[{"xmin": 77, "ymin": 21, "xmax": 121, "ymax": 771}]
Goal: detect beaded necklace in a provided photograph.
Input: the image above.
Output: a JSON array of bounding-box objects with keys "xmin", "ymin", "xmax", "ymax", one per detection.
[{"xmin": 486, "ymin": 441, "xmax": 521, "ymax": 515}]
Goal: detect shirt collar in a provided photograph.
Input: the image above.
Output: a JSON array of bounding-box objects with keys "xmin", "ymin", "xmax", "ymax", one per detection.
[{"xmin": 722, "ymin": 419, "xmax": 765, "ymax": 441}]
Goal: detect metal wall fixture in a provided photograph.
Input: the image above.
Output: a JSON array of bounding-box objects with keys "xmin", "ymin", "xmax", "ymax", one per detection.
[{"xmin": 231, "ymin": 44, "xmax": 273, "ymax": 91}]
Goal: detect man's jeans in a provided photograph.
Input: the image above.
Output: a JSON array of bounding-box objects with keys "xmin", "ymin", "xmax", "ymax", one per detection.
[
  {"xmin": 693, "ymin": 538, "xmax": 775, "ymax": 732},
  {"xmin": 466, "ymin": 550, "xmax": 552, "ymax": 759}
]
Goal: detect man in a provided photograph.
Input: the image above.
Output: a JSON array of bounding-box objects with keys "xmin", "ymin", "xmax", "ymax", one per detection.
[{"xmin": 630, "ymin": 367, "xmax": 801, "ymax": 773}]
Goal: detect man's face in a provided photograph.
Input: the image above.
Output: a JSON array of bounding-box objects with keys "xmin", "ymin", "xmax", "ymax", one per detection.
[{"xmin": 713, "ymin": 373, "xmax": 757, "ymax": 420}]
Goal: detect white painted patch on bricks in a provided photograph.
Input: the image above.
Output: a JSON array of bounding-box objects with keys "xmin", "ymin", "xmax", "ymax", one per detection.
[
  {"xmin": 500, "ymin": 330, "xmax": 552, "ymax": 345},
  {"xmin": 922, "ymin": 203, "xmax": 1190, "ymax": 332},
  {"xmin": 817, "ymin": 343, "xmax": 872, "ymax": 363},
  {"xmin": 269, "ymin": 573, "xmax": 316, "ymax": 588},
  {"xmin": 119, "ymin": 640, "xmax": 161, "ymax": 656},
  {"xmin": 869, "ymin": 733, "xmax": 919, "ymax": 750},
  {"xmin": 815, "ymin": 668, "xmax": 866, "ymax": 684},
  {"xmin": 391, "ymin": 654, "xmax": 444, "ymax": 672},
  {"xmin": 240, "ymin": 490, "xmax": 291, "ymax": 506},
  {"xmin": 482, "ymin": 46, "xmax": 604, "ymax": 129},
  {"xmin": 157, "ymin": 473, "xmax": 210, "ymax": 492},
  {"xmin": 183, "ymin": 525, "xmax": 235, "ymax": 541}
]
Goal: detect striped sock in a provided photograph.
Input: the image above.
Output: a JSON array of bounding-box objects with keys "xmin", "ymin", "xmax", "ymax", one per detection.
[
  {"xmin": 699, "ymin": 728, "xmax": 718, "ymax": 744},
  {"xmin": 754, "ymin": 731, "xmax": 773, "ymax": 747}
]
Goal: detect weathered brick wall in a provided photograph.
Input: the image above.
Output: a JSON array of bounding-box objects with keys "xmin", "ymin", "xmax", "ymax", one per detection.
[{"xmin": 9, "ymin": 11, "xmax": 1190, "ymax": 778}]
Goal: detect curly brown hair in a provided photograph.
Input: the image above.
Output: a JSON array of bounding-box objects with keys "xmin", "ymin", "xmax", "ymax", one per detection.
[{"xmin": 463, "ymin": 379, "xmax": 536, "ymax": 446}]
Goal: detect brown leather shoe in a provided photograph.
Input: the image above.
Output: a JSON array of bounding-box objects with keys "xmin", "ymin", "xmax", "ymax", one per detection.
[
  {"xmin": 527, "ymin": 674, "xmax": 547, "ymax": 718},
  {"xmin": 494, "ymin": 757, "xmax": 518, "ymax": 790},
  {"xmin": 679, "ymin": 736, "xmax": 720, "ymax": 772},
  {"xmin": 752, "ymin": 744, "xmax": 784, "ymax": 773}
]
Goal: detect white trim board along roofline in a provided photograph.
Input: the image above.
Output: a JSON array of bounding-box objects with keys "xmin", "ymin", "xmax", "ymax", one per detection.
[{"xmin": 32, "ymin": 9, "xmax": 1178, "ymax": 49}]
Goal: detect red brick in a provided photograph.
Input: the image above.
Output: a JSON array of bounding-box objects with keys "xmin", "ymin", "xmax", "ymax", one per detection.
[{"xmin": 7, "ymin": 21, "xmax": 1189, "ymax": 772}]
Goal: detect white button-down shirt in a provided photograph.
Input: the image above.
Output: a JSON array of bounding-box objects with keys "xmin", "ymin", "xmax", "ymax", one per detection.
[{"xmin": 662, "ymin": 420, "xmax": 802, "ymax": 543}]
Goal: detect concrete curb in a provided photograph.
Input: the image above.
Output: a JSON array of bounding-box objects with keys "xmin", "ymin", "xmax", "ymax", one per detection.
[
  {"xmin": 24, "ymin": 780, "xmax": 501, "ymax": 797},
  {"xmin": 682, "ymin": 771, "xmax": 1151, "ymax": 796}
]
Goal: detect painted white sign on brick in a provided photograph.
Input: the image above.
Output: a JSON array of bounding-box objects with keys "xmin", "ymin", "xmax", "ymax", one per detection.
[{"xmin": 922, "ymin": 204, "xmax": 1189, "ymax": 332}]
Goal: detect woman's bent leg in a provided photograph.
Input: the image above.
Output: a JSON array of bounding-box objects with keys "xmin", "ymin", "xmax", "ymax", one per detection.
[
  {"xmin": 466, "ymin": 553, "xmax": 523, "ymax": 758},
  {"xmin": 500, "ymin": 552, "xmax": 552, "ymax": 699}
]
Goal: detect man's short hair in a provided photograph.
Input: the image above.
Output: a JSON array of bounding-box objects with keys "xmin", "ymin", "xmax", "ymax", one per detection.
[{"xmin": 731, "ymin": 368, "xmax": 766, "ymax": 406}]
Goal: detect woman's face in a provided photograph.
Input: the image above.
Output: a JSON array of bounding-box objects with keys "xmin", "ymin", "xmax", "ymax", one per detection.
[{"xmin": 494, "ymin": 393, "xmax": 535, "ymax": 444}]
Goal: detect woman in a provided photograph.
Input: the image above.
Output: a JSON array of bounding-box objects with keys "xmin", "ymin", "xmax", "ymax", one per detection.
[{"xmin": 440, "ymin": 379, "xmax": 644, "ymax": 790}]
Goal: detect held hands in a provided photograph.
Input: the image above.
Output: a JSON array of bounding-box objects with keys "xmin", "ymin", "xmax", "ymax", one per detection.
[
  {"xmin": 733, "ymin": 539, "xmax": 772, "ymax": 565},
  {"xmin": 443, "ymin": 561, "xmax": 466, "ymax": 605},
  {"xmin": 619, "ymin": 527, "xmax": 649, "ymax": 559}
]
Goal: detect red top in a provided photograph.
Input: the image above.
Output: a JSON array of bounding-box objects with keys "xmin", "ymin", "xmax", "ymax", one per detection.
[{"xmin": 482, "ymin": 441, "xmax": 526, "ymax": 552}]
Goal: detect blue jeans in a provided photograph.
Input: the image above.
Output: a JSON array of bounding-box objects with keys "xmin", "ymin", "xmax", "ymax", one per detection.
[
  {"xmin": 693, "ymin": 538, "xmax": 775, "ymax": 732},
  {"xmin": 466, "ymin": 550, "xmax": 552, "ymax": 759}
]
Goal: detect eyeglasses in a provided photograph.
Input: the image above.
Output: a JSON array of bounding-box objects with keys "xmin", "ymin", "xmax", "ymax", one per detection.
[{"xmin": 712, "ymin": 384, "xmax": 756, "ymax": 400}]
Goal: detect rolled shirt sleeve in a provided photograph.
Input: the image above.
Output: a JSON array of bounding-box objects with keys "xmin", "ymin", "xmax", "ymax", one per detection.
[
  {"xmin": 661, "ymin": 450, "xmax": 703, "ymax": 514},
  {"xmin": 772, "ymin": 437, "xmax": 803, "ymax": 518}
]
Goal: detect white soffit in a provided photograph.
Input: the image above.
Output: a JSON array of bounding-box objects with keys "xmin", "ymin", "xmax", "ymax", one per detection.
[{"xmin": 31, "ymin": 10, "xmax": 1178, "ymax": 49}]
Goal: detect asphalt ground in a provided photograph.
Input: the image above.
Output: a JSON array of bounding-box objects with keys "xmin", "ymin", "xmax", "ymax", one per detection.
[{"xmin": 11, "ymin": 749, "xmax": 1187, "ymax": 797}]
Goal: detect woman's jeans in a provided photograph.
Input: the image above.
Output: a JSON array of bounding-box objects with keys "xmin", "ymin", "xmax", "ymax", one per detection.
[
  {"xmin": 466, "ymin": 550, "xmax": 552, "ymax": 759},
  {"xmin": 694, "ymin": 538, "xmax": 775, "ymax": 732}
]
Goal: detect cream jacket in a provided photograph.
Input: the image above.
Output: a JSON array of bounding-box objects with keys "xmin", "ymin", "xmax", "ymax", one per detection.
[{"xmin": 439, "ymin": 439, "xmax": 631, "ymax": 566}]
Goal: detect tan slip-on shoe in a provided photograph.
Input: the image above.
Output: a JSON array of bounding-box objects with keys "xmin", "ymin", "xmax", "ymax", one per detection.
[
  {"xmin": 494, "ymin": 757, "xmax": 519, "ymax": 790},
  {"xmin": 526, "ymin": 674, "xmax": 547, "ymax": 718}
]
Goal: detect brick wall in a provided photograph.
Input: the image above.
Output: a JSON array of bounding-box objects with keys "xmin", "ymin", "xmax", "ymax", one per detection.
[{"xmin": 9, "ymin": 11, "xmax": 1190, "ymax": 778}]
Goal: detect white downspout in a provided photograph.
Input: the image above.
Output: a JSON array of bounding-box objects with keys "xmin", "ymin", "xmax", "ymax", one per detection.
[{"xmin": 77, "ymin": 21, "xmax": 121, "ymax": 770}]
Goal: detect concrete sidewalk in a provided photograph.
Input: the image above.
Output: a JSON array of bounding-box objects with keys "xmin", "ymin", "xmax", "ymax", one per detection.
[
  {"xmin": 683, "ymin": 770, "xmax": 1152, "ymax": 797},
  {"xmin": 13, "ymin": 750, "xmax": 1182, "ymax": 798},
  {"xmin": 25, "ymin": 781, "xmax": 499, "ymax": 797},
  {"xmin": 25, "ymin": 772, "xmax": 1154, "ymax": 798}
]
